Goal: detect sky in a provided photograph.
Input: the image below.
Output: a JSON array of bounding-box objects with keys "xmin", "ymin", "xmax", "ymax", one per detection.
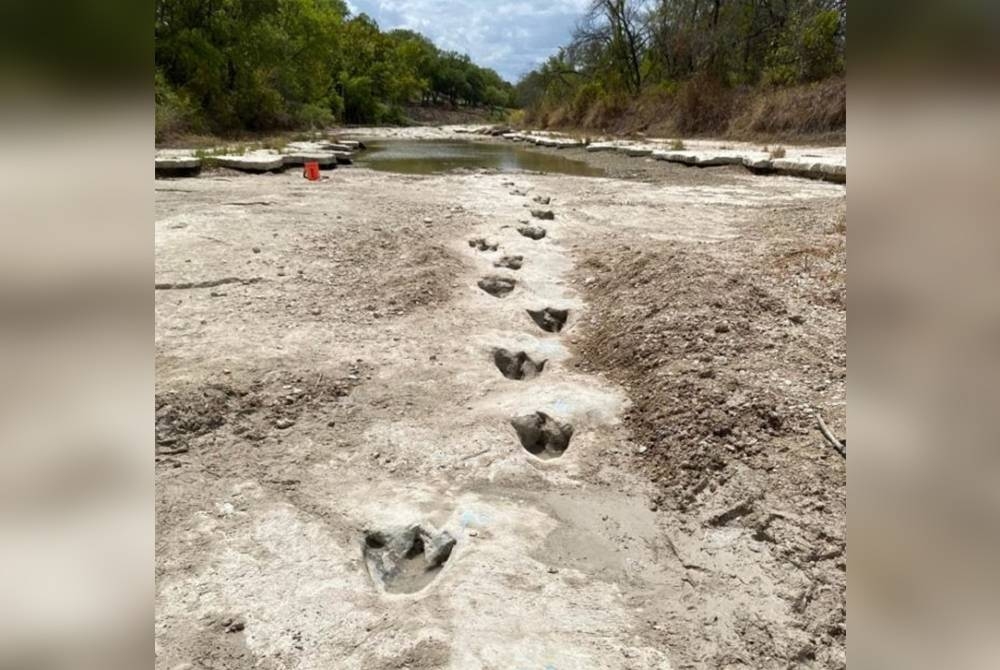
[{"xmin": 345, "ymin": 0, "xmax": 591, "ymax": 82}]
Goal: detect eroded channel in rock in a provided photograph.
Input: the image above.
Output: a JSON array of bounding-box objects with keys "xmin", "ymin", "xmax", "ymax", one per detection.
[
  {"xmin": 527, "ymin": 308, "xmax": 569, "ymax": 333},
  {"xmin": 478, "ymin": 276, "xmax": 516, "ymax": 298},
  {"xmin": 362, "ymin": 525, "xmax": 456, "ymax": 595},
  {"xmin": 493, "ymin": 348, "xmax": 547, "ymax": 380},
  {"xmin": 511, "ymin": 412, "xmax": 574, "ymax": 460}
]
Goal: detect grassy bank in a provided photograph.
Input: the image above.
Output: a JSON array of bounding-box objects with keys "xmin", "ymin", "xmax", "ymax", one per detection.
[{"xmin": 526, "ymin": 77, "xmax": 845, "ymax": 145}]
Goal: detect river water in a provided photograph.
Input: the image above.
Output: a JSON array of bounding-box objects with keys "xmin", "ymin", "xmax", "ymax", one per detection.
[{"xmin": 356, "ymin": 140, "xmax": 605, "ymax": 177}]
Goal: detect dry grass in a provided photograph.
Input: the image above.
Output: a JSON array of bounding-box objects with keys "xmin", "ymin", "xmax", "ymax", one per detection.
[
  {"xmin": 729, "ymin": 78, "xmax": 845, "ymax": 142},
  {"xmin": 536, "ymin": 76, "xmax": 845, "ymax": 145}
]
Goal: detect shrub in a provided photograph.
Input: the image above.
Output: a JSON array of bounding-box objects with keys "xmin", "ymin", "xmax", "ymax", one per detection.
[
  {"xmin": 571, "ymin": 82, "xmax": 604, "ymax": 124},
  {"xmin": 154, "ymin": 71, "xmax": 202, "ymax": 142},
  {"xmin": 801, "ymin": 11, "xmax": 844, "ymax": 81},
  {"xmin": 293, "ymin": 103, "xmax": 335, "ymax": 130},
  {"xmin": 506, "ymin": 108, "xmax": 526, "ymax": 127},
  {"xmin": 676, "ymin": 75, "xmax": 734, "ymax": 134}
]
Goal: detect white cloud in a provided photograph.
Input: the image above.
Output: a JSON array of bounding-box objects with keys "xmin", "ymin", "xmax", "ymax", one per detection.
[{"xmin": 349, "ymin": 0, "xmax": 589, "ymax": 80}]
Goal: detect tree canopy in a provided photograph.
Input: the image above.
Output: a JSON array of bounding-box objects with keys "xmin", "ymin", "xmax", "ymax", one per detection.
[
  {"xmin": 516, "ymin": 0, "xmax": 846, "ymax": 127},
  {"xmin": 155, "ymin": 0, "xmax": 516, "ymax": 138}
]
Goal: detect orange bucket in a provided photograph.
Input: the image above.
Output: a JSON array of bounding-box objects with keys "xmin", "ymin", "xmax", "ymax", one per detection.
[{"xmin": 303, "ymin": 162, "xmax": 321, "ymax": 181}]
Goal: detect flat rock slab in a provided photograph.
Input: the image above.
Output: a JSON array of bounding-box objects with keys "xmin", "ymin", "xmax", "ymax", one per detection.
[
  {"xmin": 586, "ymin": 143, "xmax": 618, "ymax": 152},
  {"xmin": 282, "ymin": 152, "xmax": 338, "ymax": 168},
  {"xmin": 319, "ymin": 143, "xmax": 354, "ymax": 153},
  {"xmin": 652, "ymin": 151, "xmax": 746, "ymax": 167},
  {"xmin": 772, "ymin": 159, "xmax": 847, "ymax": 183},
  {"xmin": 216, "ymin": 154, "xmax": 286, "ymax": 173},
  {"xmin": 155, "ymin": 157, "xmax": 202, "ymax": 178},
  {"xmin": 155, "ymin": 156, "xmax": 200, "ymax": 169},
  {"xmin": 285, "ymin": 141, "xmax": 324, "ymax": 151},
  {"xmin": 643, "ymin": 148, "xmax": 847, "ymax": 182},
  {"xmin": 622, "ymin": 147, "xmax": 654, "ymax": 157},
  {"xmin": 330, "ymin": 151, "xmax": 354, "ymax": 165},
  {"xmin": 743, "ymin": 157, "xmax": 775, "ymax": 172}
]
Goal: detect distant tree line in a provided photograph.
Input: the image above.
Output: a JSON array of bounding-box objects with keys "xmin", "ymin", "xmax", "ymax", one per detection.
[
  {"xmin": 155, "ymin": 0, "xmax": 517, "ymax": 138},
  {"xmin": 516, "ymin": 0, "xmax": 846, "ymax": 132}
]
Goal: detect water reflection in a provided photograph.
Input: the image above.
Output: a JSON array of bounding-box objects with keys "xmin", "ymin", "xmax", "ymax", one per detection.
[{"xmin": 356, "ymin": 140, "xmax": 605, "ymax": 177}]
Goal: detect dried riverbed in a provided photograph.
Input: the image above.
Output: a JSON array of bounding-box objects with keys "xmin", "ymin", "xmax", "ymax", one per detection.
[{"xmin": 156, "ymin": 130, "xmax": 846, "ymax": 669}]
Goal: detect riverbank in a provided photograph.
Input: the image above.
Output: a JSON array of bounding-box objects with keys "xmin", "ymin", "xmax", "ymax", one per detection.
[
  {"xmin": 525, "ymin": 77, "xmax": 847, "ymax": 146},
  {"xmin": 156, "ymin": 133, "xmax": 846, "ymax": 669},
  {"xmin": 155, "ymin": 123, "xmax": 847, "ymax": 184}
]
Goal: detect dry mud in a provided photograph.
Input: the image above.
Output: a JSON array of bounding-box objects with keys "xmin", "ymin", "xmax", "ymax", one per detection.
[{"xmin": 156, "ymin": 141, "xmax": 846, "ymax": 669}]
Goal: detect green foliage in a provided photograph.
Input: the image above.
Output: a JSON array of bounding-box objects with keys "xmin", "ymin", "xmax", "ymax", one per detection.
[
  {"xmin": 801, "ymin": 10, "xmax": 843, "ymax": 81},
  {"xmin": 571, "ymin": 82, "xmax": 604, "ymax": 122},
  {"xmin": 518, "ymin": 0, "xmax": 846, "ymax": 130},
  {"xmin": 293, "ymin": 103, "xmax": 336, "ymax": 129},
  {"xmin": 155, "ymin": 69, "xmax": 203, "ymax": 141},
  {"xmin": 155, "ymin": 0, "xmax": 515, "ymax": 136}
]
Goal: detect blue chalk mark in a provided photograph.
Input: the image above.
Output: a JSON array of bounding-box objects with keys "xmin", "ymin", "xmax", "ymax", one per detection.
[
  {"xmin": 459, "ymin": 510, "xmax": 492, "ymax": 528},
  {"xmin": 552, "ymin": 399, "xmax": 572, "ymax": 414}
]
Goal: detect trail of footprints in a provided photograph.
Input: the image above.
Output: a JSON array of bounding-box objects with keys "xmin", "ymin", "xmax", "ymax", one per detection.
[
  {"xmin": 470, "ymin": 187, "xmax": 574, "ymax": 462},
  {"xmin": 364, "ymin": 186, "xmax": 575, "ymax": 595}
]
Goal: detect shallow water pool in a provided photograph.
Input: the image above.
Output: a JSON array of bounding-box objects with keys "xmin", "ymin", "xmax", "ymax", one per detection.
[{"xmin": 355, "ymin": 140, "xmax": 605, "ymax": 177}]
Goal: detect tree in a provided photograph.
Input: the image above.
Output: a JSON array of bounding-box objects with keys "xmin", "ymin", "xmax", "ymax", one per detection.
[
  {"xmin": 574, "ymin": 0, "xmax": 645, "ymax": 95},
  {"xmin": 517, "ymin": 0, "xmax": 847, "ymax": 128},
  {"xmin": 155, "ymin": 0, "xmax": 514, "ymax": 135}
]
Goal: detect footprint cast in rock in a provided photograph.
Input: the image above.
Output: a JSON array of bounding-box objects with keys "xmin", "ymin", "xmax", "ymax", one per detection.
[
  {"xmin": 478, "ymin": 276, "xmax": 516, "ymax": 298},
  {"xmin": 493, "ymin": 348, "xmax": 547, "ymax": 380},
  {"xmin": 527, "ymin": 308, "xmax": 569, "ymax": 333},
  {"xmin": 494, "ymin": 255, "xmax": 524, "ymax": 270},
  {"xmin": 362, "ymin": 525, "xmax": 456, "ymax": 594},
  {"xmin": 510, "ymin": 412, "xmax": 574, "ymax": 460},
  {"xmin": 518, "ymin": 225, "xmax": 547, "ymax": 240},
  {"xmin": 468, "ymin": 238, "xmax": 499, "ymax": 252},
  {"xmin": 530, "ymin": 209, "xmax": 555, "ymax": 220},
  {"xmin": 532, "ymin": 195, "xmax": 551, "ymax": 205}
]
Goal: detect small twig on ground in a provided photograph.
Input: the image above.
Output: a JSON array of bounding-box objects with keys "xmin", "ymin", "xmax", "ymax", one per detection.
[
  {"xmin": 461, "ymin": 448, "xmax": 492, "ymax": 461},
  {"xmin": 155, "ymin": 277, "xmax": 263, "ymax": 290},
  {"xmin": 815, "ymin": 413, "xmax": 846, "ymax": 457},
  {"xmin": 199, "ymin": 235, "xmax": 232, "ymax": 245}
]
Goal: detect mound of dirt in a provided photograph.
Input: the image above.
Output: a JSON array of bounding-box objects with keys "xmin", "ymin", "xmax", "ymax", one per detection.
[{"xmin": 571, "ymin": 201, "xmax": 847, "ymax": 668}]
